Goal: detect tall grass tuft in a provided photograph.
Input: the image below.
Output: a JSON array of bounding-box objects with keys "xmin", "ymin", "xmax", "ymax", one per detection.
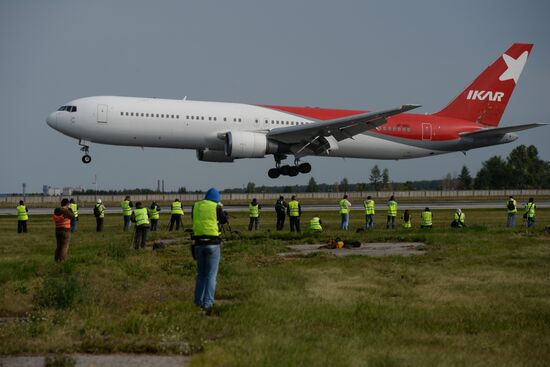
[{"xmin": 33, "ymin": 273, "xmax": 84, "ymax": 309}]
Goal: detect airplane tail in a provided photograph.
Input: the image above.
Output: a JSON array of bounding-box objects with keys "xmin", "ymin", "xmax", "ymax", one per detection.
[{"xmin": 434, "ymin": 43, "xmax": 533, "ymax": 127}]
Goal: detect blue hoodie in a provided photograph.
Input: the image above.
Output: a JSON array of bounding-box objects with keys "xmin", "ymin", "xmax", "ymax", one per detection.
[{"xmin": 205, "ymin": 188, "xmax": 220, "ymax": 203}]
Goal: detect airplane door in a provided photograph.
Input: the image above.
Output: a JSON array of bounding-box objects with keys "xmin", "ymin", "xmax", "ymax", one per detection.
[
  {"xmin": 97, "ymin": 104, "xmax": 108, "ymax": 123},
  {"xmin": 422, "ymin": 123, "xmax": 432, "ymax": 141}
]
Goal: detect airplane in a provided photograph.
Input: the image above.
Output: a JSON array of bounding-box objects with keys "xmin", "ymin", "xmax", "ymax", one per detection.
[{"xmin": 46, "ymin": 43, "xmax": 545, "ymax": 178}]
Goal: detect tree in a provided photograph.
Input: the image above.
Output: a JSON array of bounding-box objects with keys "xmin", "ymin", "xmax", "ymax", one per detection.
[
  {"xmin": 340, "ymin": 177, "xmax": 349, "ymax": 193},
  {"xmin": 474, "ymin": 156, "xmax": 508, "ymax": 189},
  {"xmin": 457, "ymin": 165, "xmax": 472, "ymax": 190},
  {"xmin": 382, "ymin": 168, "xmax": 390, "ymax": 190},
  {"xmin": 177, "ymin": 186, "xmax": 187, "ymax": 194},
  {"xmin": 331, "ymin": 182, "xmax": 340, "ymax": 192},
  {"xmin": 306, "ymin": 177, "xmax": 318, "ymax": 192},
  {"xmin": 441, "ymin": 173, "xmax": 458, "ymax": 190},
  {"xmin": 245, "ymin": 182, "xmax": 256, "ymax": 193},
  {"xmin": 507, "ymin": 145, "xmax": 549, "ymax": 188},
  {"xmin": 356, "ymin": 182, "xmax": 368, "ymax": 192},
  {"xmin": 369, "ymin": 165, "xmax": 382, "ymax": 191}
]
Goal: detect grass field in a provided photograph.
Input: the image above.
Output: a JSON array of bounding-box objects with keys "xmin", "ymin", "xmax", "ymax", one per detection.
[{"xmin": 0, "ymin": 209, "xmax": 549, "ymax": 366}]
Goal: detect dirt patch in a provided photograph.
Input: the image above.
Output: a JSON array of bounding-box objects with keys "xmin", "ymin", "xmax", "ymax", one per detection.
[
  {"xmin": 0, "ymin": 354, "xmax": 190, "ymax": 367},
  {"xmin": 279, "ymin": 242, "xmax": 427, "ymax": 257}
]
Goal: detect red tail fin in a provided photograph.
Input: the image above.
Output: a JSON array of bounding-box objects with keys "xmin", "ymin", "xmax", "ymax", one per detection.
[{"xmin": 434, "ymin": 43, "xmax": 533, "ymax": 127}]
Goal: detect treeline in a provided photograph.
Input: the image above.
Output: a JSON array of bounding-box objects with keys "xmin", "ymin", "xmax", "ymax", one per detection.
[
  {"xmin": 70, "ymin": 145, "xmax": 549, "ymax": 195},
  {"xmin": 449, "ymin": 145, "xmax": 550, "ymax": 190}
]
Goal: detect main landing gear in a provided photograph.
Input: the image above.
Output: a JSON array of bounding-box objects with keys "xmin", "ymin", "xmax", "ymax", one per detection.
[
  {"xmin": 79, "ymin": 140, "xmax": 92, "ymax": 164},
  {"xmin": 268, "ymin": 157, "xmax": 311, "ymax": 178}
]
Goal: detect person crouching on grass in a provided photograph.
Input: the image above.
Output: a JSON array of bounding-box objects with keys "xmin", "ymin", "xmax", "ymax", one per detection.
[{"xmin": 53, "ymin": 198, "xmax": 75, "ymax": 262}]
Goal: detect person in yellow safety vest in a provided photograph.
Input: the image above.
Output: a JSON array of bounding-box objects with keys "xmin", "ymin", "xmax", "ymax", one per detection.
[
  {"xmin": 169, "ymin": 198, "xmax": 185, "ymax": 231},
  {"xmin": 192, "ymin": 188, "xmax": 226, "ymax": 314},
  {"xmin": 53, "ymin": 198, "xmax": 75, "ymax": 262},
  {"xmin": 420, "ymin": 207, "xmax": 433, "ymax": 228},
  {"xmin": 309, "ymin": 216, "xmax": 323, "ymax": 232},
  {"xmin": 131, "ymin": 202, "xmax": 150, "ymax": 249},
  {"xmin": 451, "ymin": 208, "xmax": 466, "ymax": 228},
  {"xmin": 364, "ymin": 195, "xmax": 375, "ymax": 230},
  {"xmin": 524, "ymin": 197, "xmax": 536, "ymax": 228},
  {"xmin": 339, "ymin": 194, "xmax": 351, "ymax": 230},
  {"xmin": 16, "ymin": 200, "xmax": 29, "ymax": 233},
  {"xmin": 68, "ymin": 198, "xmax": 79, "ymax": 233},
  {"xmin": 94, "ymin": 199, "xmax": 105, "ymax": 232},
  {"xmin": 386, "ymin": 195, "xmax": 398, "ymax": 229},
  {"xmin": 121, "ymin": 196, "xmax": 134, "ymax": 232},
  {"xmin": 287, "ymin": 195, "xmax": 301, "ymax": 232},
  {"xmin": 248, "ymin": 198, "xmax": 261, "ymax": 231},
  {"xmin": 401, "ymin": 209, "xmax": 412, "ymax": 229},
  {"xmin": 149, "ymin": 201, "xmax": 161, "ymax": 231},
  {"xmin": 506, "ymin": 195, "xmax": 517, "ymax": 228}
]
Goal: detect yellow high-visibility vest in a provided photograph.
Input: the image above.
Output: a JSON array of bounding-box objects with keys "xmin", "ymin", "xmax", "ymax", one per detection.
[
  {"xmin": 288, "ymin": 200, "xmax": 300, "ymax": 217},
  {"xmin": 249, "ymin": 203, "xmax": 260, "ymax": 218},
  {"xmin": 507, "ymin": 199, "xmax": 517, "ymax": 214},
  {"xmin": 121, "ymin": 200, "xmax": 132, "ymax": 216},
  {"xmin": 68, "ymin": 203, "xmax": 78, "ymax": 218},
  {"xmin": 402, "ymin": 217, "xmax": 411, "ymax": 228},
  {"xmin": 150, "ymin": 206, "xmax": 159, "ymax": 219},
  {"xmin": 95, "ymin": 204, "xmax": 105, "ymax": 218},
  {"xmin": 525, "ymin": 203, "xmax": 536, "ymax": 218},
  {"xmin": 192, "ymin": 200, "xmax": 220, "ymax": 237},
  {"xmin": 421, "ymin": 211, "xmax": 432, "ymax": 226},
  {"xmin": 364, "ymin": 200, "xmax": 375, "ymax": 215},
  {"xmin": 16, "ymin": 205, "xmax": 28, "ymax": 221},
  {"xmin": 387, "ymin": 202, "xmax": 397, "ymax": 217},
  {"xmin": 309, "ymin": 217, "xmax": 322, "ymax": 230},
  {"xmin": 171, "ymin": 201, "xmax": 184, "ymax": 215},
  {"xmin": 339, "ymin": 199, "xmax": 350, "ymax": 214},
  {"xmin": 134, "ymin": 208, "xmax": 149, "ymax": 226}
]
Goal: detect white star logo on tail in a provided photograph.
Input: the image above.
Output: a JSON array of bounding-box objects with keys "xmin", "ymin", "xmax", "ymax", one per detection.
[{"xmin": 499, "ymin": 51, "xmax": 529, "ymax": 84}]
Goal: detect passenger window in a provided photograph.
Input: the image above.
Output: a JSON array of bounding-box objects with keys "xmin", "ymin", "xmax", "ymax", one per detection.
[
  {"xmin": 208, "ymin": 117, "xmax": 211, "ymax": 121},
  {"xmin": 161, "ymin": 114, "xmax": 164, "ymax": 118},
  {"xmin": 214, "ymin": 117, "xmax": 217, "ymax": 121},
  {"xmin": 131, "ymin": 113, "xmax": 134, "ymax": 116},
  {"xmin": 120, "ymin": 112, "xmax": 124, "ymax": 116},
  {"xmin": 224, "ymin": 118, "xmax": 227, "ymax": 122},
  {"xmin": 176, "ymin": 115, "xmax": 179, "ymax": 119},
  {"xmin": 238, "ymin": 118, "xmax": 242, "ymax": 122}
]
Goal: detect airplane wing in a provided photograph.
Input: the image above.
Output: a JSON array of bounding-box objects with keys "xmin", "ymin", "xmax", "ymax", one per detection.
[
  {"xmin": 266, "ymin": 105, "xmax": 421, "ymax": 148},
  {"xmin": 459, "ymin": 123, "xmax": 546, "ymax": 139}
]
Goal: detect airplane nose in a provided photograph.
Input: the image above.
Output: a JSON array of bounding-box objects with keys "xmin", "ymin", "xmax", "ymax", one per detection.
[{"xmin": 46, "ymin": 112, "xmax": 57, "ymax": 128}]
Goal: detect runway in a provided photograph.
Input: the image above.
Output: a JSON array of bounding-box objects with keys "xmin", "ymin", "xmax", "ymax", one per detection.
[{"xmin": 1, "ymin": 201, "xmax": 548, "ymax": 215}]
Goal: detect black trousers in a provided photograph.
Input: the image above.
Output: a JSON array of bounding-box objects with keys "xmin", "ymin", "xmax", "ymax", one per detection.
[
  {"xmin": 17, "ymin": 220, "xmax": 28, "ymax": 233},
  {"xmin": 169, "ymin": 214, "xmax": 182, "ymax": 231},
  {"xmin": 289, "ymin": 217, "xmax": 301, "ymax": 232},
  {"xmin": 96, "ymin": 217, "xmax": 104, "ymax": 232},
  {"xmin": 248, "ymin": 217, "xmax": 259, "ymax": 231},
  {"xmin": 276, "ymin": 213, "xmax": 285, "ymax": 230},
  {"xmin": 150, "ymin": 219, "xmax": 158, "ymax": 231},
  {"xmin": 134, "ymin": 225, "xmax": 149, "ymax": 249}
]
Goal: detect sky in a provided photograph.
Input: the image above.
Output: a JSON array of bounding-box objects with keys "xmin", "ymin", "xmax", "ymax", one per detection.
[{"xmin": 1, "ymin": 0, "xmax": 549, "ymax": 193}]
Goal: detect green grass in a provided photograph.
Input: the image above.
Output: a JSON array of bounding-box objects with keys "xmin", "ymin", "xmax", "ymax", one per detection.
[{"xmin": 0, "ymin": 209, "xmax": 549, "ymax": 366}]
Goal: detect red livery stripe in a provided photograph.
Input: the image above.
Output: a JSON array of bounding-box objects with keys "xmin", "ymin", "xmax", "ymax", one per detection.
[{"xmin": 258, "ymin": 105, "xmax": 368, "ymax": 121}]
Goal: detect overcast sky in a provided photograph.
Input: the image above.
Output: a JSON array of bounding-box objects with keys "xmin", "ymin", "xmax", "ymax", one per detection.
[{"xmin": 1, "ymin": 0, "xmax": 549, "ymax": 193}]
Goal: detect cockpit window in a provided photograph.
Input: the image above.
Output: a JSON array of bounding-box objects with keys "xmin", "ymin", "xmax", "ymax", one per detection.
[{"xmin": 57, "ymin": 105, "xmax": 77, "ymax": 112}]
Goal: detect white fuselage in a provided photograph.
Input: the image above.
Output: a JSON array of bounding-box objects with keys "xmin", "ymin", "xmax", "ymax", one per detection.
[{"xmin": 46, "ymin": 96, "xmax": 443, "ymax": 160}]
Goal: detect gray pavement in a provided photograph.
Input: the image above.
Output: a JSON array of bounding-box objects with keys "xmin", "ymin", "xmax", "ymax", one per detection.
[
  {"xmin": 1, "ymin": 201, "xmax": 548, "ymax": 215},
  {"xmin": 0, "ymin": 354, "xmax": 190, "ymax": 367}
]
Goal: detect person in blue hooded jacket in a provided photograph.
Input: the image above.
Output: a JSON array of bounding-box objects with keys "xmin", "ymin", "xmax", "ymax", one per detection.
[{"xmin": 191, "ymin": 188, "xmax": 226, "ymax": 314}]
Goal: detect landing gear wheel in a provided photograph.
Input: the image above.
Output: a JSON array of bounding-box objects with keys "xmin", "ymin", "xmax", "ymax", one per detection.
[
  {"xmin": 298, "ymin": 162, "xmax": 312, "ymax": 174},
  {"xmin": 288, "ymin": 166, "xmax": 299, "ymax": 177},
  {"xmin": 82, "ymin": 154, "xmax": 92, "ymax": 164},
  {"xmin": 268, "ymin": 168, "xmax": 280, "ymax": 179},
  {"xmin": 280, "ymin": 165, "xmax": 291, "ymax": 176}
]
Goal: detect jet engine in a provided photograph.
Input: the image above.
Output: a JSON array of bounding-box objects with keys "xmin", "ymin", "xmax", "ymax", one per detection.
[
  {"xmin": 196, "ymin": 149, "xmax": 234, "ymax": 162},
  {"xmin": 225, "ymin": 131, "xmax": 280, "ymax": 158}
]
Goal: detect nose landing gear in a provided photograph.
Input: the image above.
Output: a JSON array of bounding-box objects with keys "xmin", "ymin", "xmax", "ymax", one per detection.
[
  {"xmin": 267, "ymin": 157, "xmax": 311, "ymax": 178},
  {"xmin": 79, "ymin": 139, "xmax": 92, "ymax": 164}
]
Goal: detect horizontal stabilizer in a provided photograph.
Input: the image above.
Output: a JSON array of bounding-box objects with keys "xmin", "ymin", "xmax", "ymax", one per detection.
[{"xmin": 459, "ymin": 123, "xmax": 546, "ymax": 139}]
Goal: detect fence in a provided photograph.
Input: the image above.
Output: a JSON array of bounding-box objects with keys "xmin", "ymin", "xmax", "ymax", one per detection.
[{"xmin": 2, "ymin": 189, "xmax": 549, "ymax": 205}]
